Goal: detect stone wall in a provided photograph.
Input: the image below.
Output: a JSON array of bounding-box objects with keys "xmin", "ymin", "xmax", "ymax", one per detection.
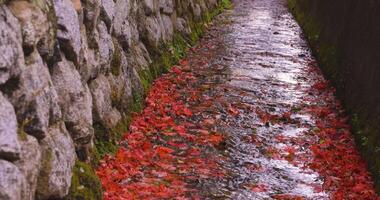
[
  {"xmin": 288, "ymin": 0, "xmax": 380, "ymax": 192},
  {"xmin": 0, "ymin": 0, "xmax": 226, "ymax": 199}
]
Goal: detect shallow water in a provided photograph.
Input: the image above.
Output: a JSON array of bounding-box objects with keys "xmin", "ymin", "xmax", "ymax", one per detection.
[{"xmin": 188, "ymin": 0, "xmax": 331, "ymax": 198}]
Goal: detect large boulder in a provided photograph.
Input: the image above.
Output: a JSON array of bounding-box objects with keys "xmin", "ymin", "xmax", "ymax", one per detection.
[
  {"xmin": 0, "ymin": 5, "xmax": 24, "ymax": 85},
  {"xmin": 36, "ymin": 122, "xmax": 76, "ymax": 200},
  {"xmin": 89, "ymin": 74, "xmax": 121, "ymax": 128},
  {"xmin": 53, "ymin": 0, "xmax": 82, "ymax": 64},
  {"xmin": 142, "ymin": 0, "xmax": 158, "ymax": 16},
  {"xmin": 142, "ymin": 16, "xmax": 163, "ymax": 47},
  {"xmin": 78, "ymin": 25, "xmax": 100, "ymax": 81},
  {"xmin": 14, "ymin": 135, "xmax": 41, "ymax": 200},
  {"xmin": 175, "ymin": 17, "xmax": 191, "ymax": 35},
  {"xmin": 161, "ymin": 14, "xmax": 174, "ymax": 42},
  {"xmin": 10, "ymin": 51, "xmax": 62, "ymax": 140},
  {"xmin": 159, "ymin": 0, "xmax": 174, "ymax": 14},
  {"xmin": 8, "ymin": 1, "xmax": 49, "ymax": 54},
  {"xmin": 97, "ymin": 21, "xmax": 114, "ymax": 71},
  {"xmin": 50, "ymin": 55, "xmax": 94, "ymax": 145},
  {"xmin": 0, "ymin": 160, "xmax": 27, "ymax": 200},
  {"xmin": 100, "ymin": 0, "xmax": 115, "ymax": 27},
  {"xmin": 113, "ymin": 0, "xmax": 139, "ymax": 50},
  {"xmin": 0, "ymin": 93, "xmax": 20, "ymax": 161}
]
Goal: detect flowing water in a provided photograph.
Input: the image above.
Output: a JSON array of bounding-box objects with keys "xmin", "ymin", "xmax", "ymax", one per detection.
[
  {"xmin": 187, "ymin": 0, "xmax": 333, "ymax": 198},
  {"xmin": 98, "ymin": 0, "xmax": 378, "ymax": 199}
]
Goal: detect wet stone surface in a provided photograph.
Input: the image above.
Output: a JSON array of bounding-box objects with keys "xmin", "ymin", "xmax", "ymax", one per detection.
[
  {"xmin": 186, "ymin": 0, "xmax": 373, "ymax": 199},
  {"xmin": 98, "ymin": 0, "xmax": 378, "ymax": 199},
  {"xmin": 189, "ymin": 0, "xmax": 324, "ymax": 198}
]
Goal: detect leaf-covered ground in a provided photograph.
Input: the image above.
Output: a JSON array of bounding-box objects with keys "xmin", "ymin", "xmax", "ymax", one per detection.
[{"xmin": 97, "ymin": 0, "xmax": 379, "ymax": 199}]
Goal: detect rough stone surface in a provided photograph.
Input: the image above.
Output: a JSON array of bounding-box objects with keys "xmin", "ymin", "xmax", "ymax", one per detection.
[
  {"xmin": 36, "ymin": 122, "xmax": 76, "ymax": 200},
  {"xmin": 97, "ymin": 21, "xmax": 114, "ymax": 70},
  {"xmin": 11, "ymin": 51, "xmax": 62, "ymax": 140},
  {"xmin": 0, "ymin": 160, "xmax": 27, "ymax": 200},
  {"xmin": 0, "ymin": 0, "xmax": 223, "ymax": 198},
  {"xmin": 90, "ymin": 74, "xmax": 121, "ymax": 128},
  {"xmin": 159, "ymin": 0, "xmax": 174, "ymax": 14},
  {"xmin": 53, "ymin": 0, "xmax": 82, "ymax": 64},
  {"xmin": 14, "ymin": 135, "xmax": 41, "ymax": 200},
  {"xmin": 8, "ymin": 1, "xmax": 49, "ymax": 51},
  {"xmin": 78, "ymin": 25, "xmax": 100, "ymax": 81},
  {"xmin": 0, "ymin": 93, "xmax": 20, "ymax": 161},
  {"xmin": 143, "ymin": 0, "xmax": 156, "ymax": 16},
  {"xmin": 113, "ymin": 0, "xmax": 137, "ymax": 49},
  {"xmin": 161, "ymin": 14, "xmax": 174, "ymax": 41},
  {"xmin": 0, "ymin": 5, "xmax": 24, "ymax": 85},
  {"xmin": 175, "ymin": 17, "xmax": 191, "ymax": 35},
  {"xmin": 143, "ymin": 16, "xmax": 163, "ymax": 48},
  {"xmin": 50, "ymin": 56, "xmax": 93, "ymax": 144},
  {"xmin": 100, "ymin": 0, "xmax": 115, "ymax": 27}
]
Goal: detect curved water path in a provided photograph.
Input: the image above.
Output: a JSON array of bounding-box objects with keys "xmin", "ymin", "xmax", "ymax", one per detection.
[
  {"xmin": 188, "ymin": 0, "xmax": 375, "ymax": 199},
  {"xmin": 98, "ymin": 0, "xmax": 378, "ymax": 199}
]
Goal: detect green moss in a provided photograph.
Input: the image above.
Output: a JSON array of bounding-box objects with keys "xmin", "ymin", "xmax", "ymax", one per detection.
[
  {"xmin": 17, "ymin": 119, "xmax": 31, "ymax": 141},
  {"xmin": 64, "ymin": 161, "xmax": 103, "ymax": 200},
  {"xmin": 111, "ymin": 40, "xmax": 122, "ymax": 76},
  {"xmin": 35, "ymin": 148, "xmax": 53, "ymax": 198},
  {"xmin": 350, "ymin": 112, "xmax": 380, "ymax": 192},
  {"xmin": 203, "ymin": 0, "xmax": 233, "ymax": 23}
]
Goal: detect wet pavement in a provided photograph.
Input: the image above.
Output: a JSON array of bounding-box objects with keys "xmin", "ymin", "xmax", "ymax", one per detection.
[
  {"xmin": 98, "ymin": 0, "xmax": 379, "ymax": 199},
  {"xmin": 186, "ymin": 0, "xmax": 375, "ymax": 199}
]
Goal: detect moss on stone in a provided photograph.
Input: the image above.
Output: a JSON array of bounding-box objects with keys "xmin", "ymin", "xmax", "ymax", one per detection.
[
  {"xmin": 64, "ymin": 161, "xmax": 103, "ymax": 200},
  {"xmin": 17, "ymin": 119, "xmax": 32, "ymax": 141},
  {"xmin": 111, "ymin": 40, "xmax": 122, "ymax": 77},
  {"xmin": 350, "ymin": 112, "xmax": 380, "ymax": 192},
  {"xmin": 35, "ymin": 148, "xmax": 53, "ymax": 199}
]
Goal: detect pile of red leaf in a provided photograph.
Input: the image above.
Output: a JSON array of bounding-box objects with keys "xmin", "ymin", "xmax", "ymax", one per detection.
[
  {"xmin": 96, "ymin": 61, "xmax": 225, "ymax": 199},
  {"xmin": 304, "ymin": 67, "xmax": 379, "ymax": 199}
]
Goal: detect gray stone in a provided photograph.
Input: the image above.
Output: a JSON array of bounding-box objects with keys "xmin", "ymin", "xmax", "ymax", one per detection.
[
  {"xmin": 175, "ymin": 17, "xmax": 191, "ymax": 35},
  {"xmin": 0, "ymin": 93, "xmax": 20, "ymax": 161},
  {"xmin": 192, "ymin": 3, "xmax": 202, "ymax": 20},
  {"xmin": 128, "ymin": 42, "xmax": 151, "ymax": 72},
  {"xmin": 11, "ymin": 51, "xmax": 62, "ymax": 140},
  {"xmin": 113, "ymin": 0, "xmax": 139, "ymax": 49},
  {"xmin": 206, "ymin": 0, "xmax": 218, "ymax": 9},
  {"xmin": 199, "ymin": 0, "xmax": 208, "ymax": 14},
  {"xmin": 113, "ymin": 0, "xmax": 132, "ymax": 47},
  {"xmin": 53, "ymin": 0, "xmax": 82, "ymax": 64},
  {"xmin": 50, "ymin": 55, "xmax": 94, "ymax": 144},
  {"xmin": 82, "ymin": 0, "xmax": 101, "ymax": 32},
  {"xmin": 159, "ymin": 0, "xmax": 174, "ymax": 14},
  {"xmin": 14, "ymin": 135, "xmax": 41, "ymax": 200},
  {"xmin": 8, "ymin": 1, "xmax": 49, "ymax": 50},
  {"xmin": 97, "ymin": 21, "xmax": 114, "ymax": 71},
  {"xmin": 143, "ymin": 16, "xmax": 162, "ymax": 47},
  {"xmin": 108, "ymin": 48, "xmax": 133, "ymax": 111},
  {"xmin": 142, "ymin": 0, "xmax": 157, "ymax": 16},
  {"xmin": 36, "ymin": 122, "xmax": 76, "ymax": 199},
  {"xmin": 0, "ymin": 5, "xmax": 24, "ymax": 85},
  {"xmin": 0, "ymin": 160, "xmax": 27, "ymax": 200},
  {"xmin": 78, "ymin": 25, "xmax": 100, "ymax": 81},
  {"xmin": 100, "ymin": 0, "xmax": 115, "ymax": 27},
  {"xmin": 89, "ymin": 75, "xmax": 121, "ymax": 128},
  {"xmin": 161, "ymin": 14, "xmax": 174, "ymax": 42}
]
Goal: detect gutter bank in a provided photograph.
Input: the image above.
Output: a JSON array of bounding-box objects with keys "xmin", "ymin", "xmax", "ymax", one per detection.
[{"xmin": 288, "ymin": 0, "xmax": 380, "ymax": 193}]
